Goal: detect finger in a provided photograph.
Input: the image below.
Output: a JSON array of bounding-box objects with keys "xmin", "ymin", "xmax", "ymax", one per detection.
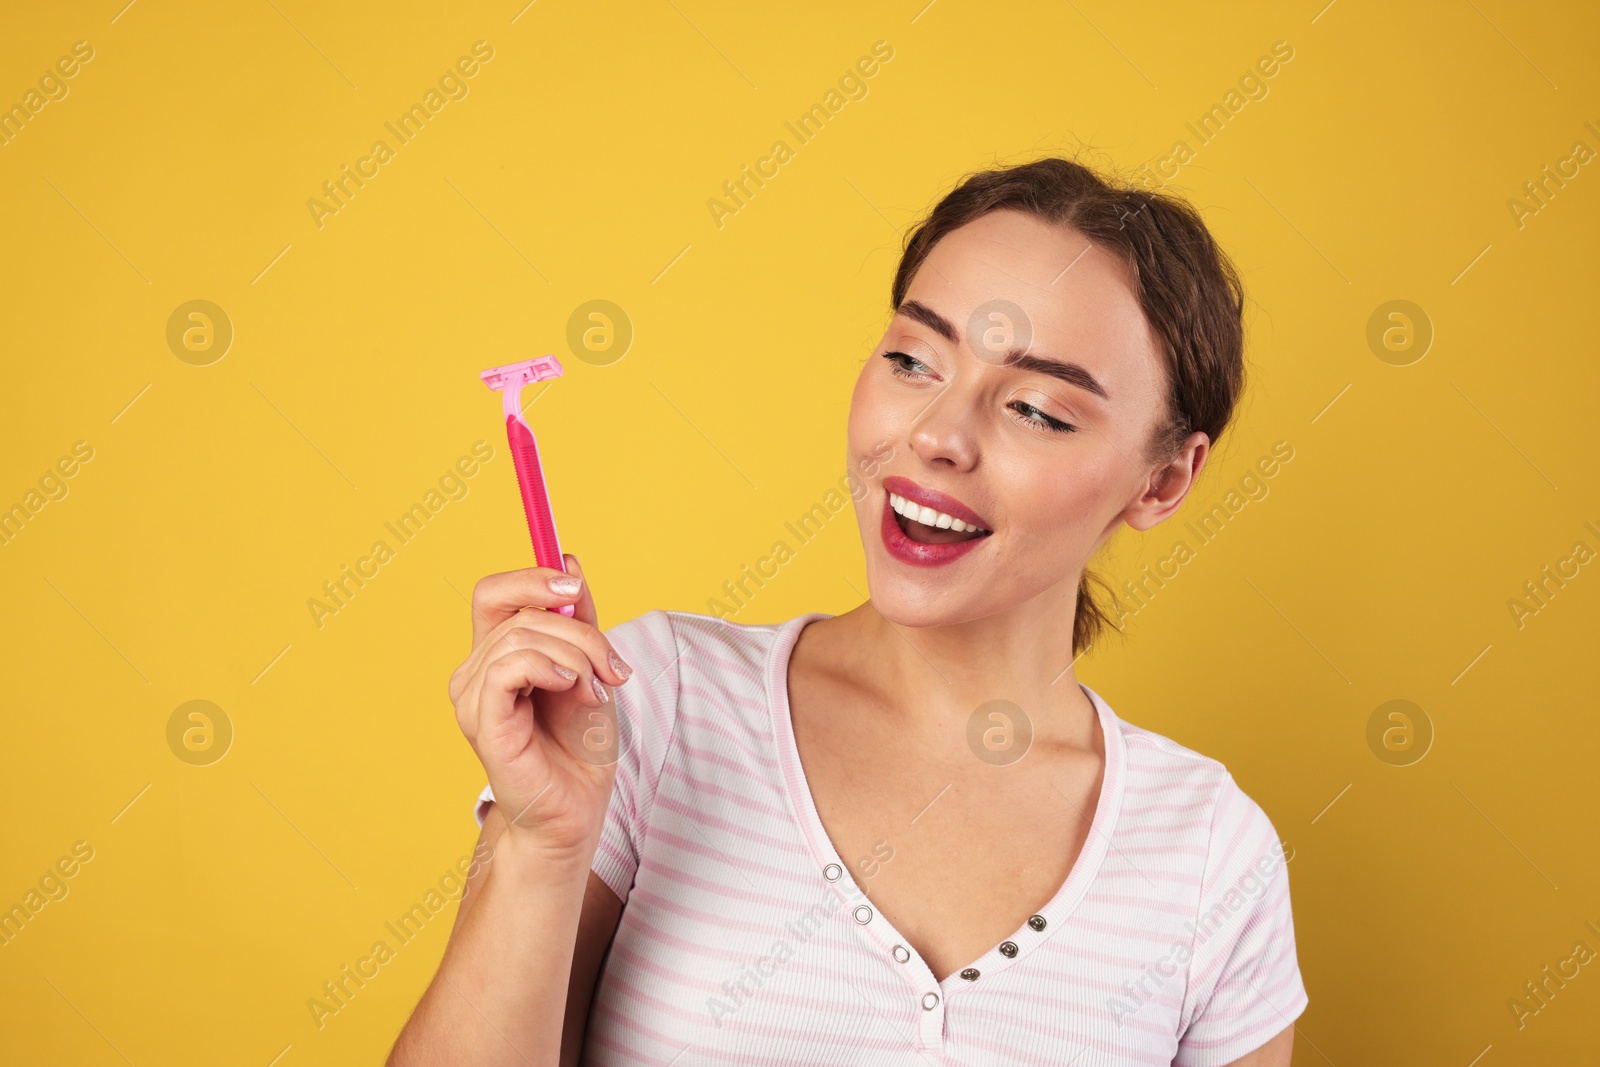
[
  {"xmin": 562, "ymin": 555, "xmax": 631, "ymax": 687},
  {"xmin": 469, "ymin": 566, "xmax": 587, "ymax": 648},
  {"xmin": 469, "ymin": 602, "xmax": 631, "ymax": 689},
  {"xmin": 451, "ymin": 604, "xmax": 577, "ymax": 708},
  {"xmin": 473, "ymin": 647, "xmax": 573, "ymax": 752},
  {"xmin": 564, "ymin": 554, "xmax": 599, "ymax": 629},
  {"xmin": 467, "ymin": 630, "xmax": 604, "ymax": 755},
  {"xmin": 459, "ymin": 638, "xmax": 580, "ymax": 742},
  {"xmin": 470, "ymin": 640, "xmax": 613, "ymax": 770},
  {"xmin": 479, "ymin": 627, "xmax": 608, "ymax": 708},
  {"xmin": 467, "ymin": 646, "xmax": 607, "ymax": 792}
]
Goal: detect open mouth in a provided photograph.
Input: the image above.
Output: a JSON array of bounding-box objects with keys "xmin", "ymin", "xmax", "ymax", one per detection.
[{"xmin": 888, "ymin": 491, "xmax": 993, "ymax": 545}]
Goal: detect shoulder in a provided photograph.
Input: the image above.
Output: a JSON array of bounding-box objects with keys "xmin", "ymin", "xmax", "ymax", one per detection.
[
  {"xmin": 1113, "ymin": 712, "xmax": 1238, "ymax": 811},
  {"xmin": 1108, "ymin": 708, "xmax": 1284, "ymax": 862},
  {"xmin": 605, "ymin": 608, "xmax": 800, "ymax": 683},
  {"xmin": 596, "ymin": 611, "xmax": 808, "ymax": 805},
  {"xmin": 602, "ymin": 609, "xmax": 811, "ymax": 725}
]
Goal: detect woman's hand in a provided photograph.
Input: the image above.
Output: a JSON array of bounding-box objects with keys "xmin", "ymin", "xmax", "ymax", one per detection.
[
  {"xmin": 448, "ymin": 553, "xmax": 633, "ymax": 862},
  {"xmin": 388, "ymin": 555, "xmax": 630, "ymax": 1067}
]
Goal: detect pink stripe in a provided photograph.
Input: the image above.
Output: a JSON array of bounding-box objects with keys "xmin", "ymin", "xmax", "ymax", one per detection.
[
  {"xmin": 651, "ymin": 793, "xmax": 810, "ymax": 855},
  {"xmin": 645, "ymin": 827, "xmax": 810, "ymax": 884},
  {"xmin": 675, "ymin": 705, "xmax": 779, "ymax": 767},
  {"xmin": 677, "ymin": 737, "xmax": 783, "ymax": 777},
  {"xmin": 611, "ymin": 941, "xmax": 726, "ymax": 994},
  {"xmin": 627, "ymin": 884, "xmax": 800, "ymax": 935},
  {"xmin": 956, "ymin": 1025, "xmax": 1171, "ymax": 1066},
  {"xmin": 1114, "ymin": 843, "xmax": 1210, "ymax": 858},
  {"xmin": 1081, "ymin": 890, "xmax": 1195, "ymax": 916},
  {"xmin": 676, "ymin": 680, "xmax": 770, "ymax": 720},
  {"xmin": 586, "ymin": 1031, "xmax": 676, "ymax": 1066},
  {"xmin": 620, "ymin": 911, "xmax": 754, "ymax": 965},
  {"xmin": 637, "ymin": 853, "xmax": 807, "ymax": 911},
  {"xmin": 660, "ymin": 758, "xmax": 789, "ymax": 820}
]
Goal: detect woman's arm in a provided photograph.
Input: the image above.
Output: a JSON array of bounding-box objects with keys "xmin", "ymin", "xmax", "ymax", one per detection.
[
  {"xmin": 386, "ymin": 801, "xmax": 623, "ymax": 1067},
  {"xmin": 385, "ymin": 558, "xmax": 634, "ymax": 1066}
]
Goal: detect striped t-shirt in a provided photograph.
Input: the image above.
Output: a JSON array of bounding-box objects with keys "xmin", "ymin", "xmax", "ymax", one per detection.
[{"xmin": 474, "ymin": 609, "xmax": 1309, "ymax": 1066}]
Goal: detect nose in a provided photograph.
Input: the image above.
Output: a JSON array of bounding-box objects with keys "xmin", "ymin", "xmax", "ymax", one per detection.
[{"xmin": 907, "ymin": 384, "xmax": 979, "ymax": 472}]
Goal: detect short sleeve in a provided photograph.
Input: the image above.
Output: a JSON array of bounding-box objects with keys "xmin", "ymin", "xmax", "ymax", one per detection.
[
  {"xmin": 1174, "ymin": 774, "xmax": 1309, "ymax": 1066},
  {"xmin": 472, "ymin": 609, "xmax": 683, "ymax": 906}
]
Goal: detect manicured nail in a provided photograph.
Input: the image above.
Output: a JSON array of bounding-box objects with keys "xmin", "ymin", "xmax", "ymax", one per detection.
[
  {"xmin": 549, "ymin": 575, "xmax": 582, "ymax": 597},
  {"xmin": 609, "ymin": 650, "xmax": 632, "ymax": 681},
  {"xmin": 591, "ymin": 676, "xmax": 610, "ymax": 704},
  {"xmin": 552, "ymin": 663, "xmax": 577, "ymax": 681}
]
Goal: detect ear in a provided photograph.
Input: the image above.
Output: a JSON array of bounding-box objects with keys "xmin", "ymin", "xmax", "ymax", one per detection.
[{"xmin": 1122, "ymin": 431, "xmax": 1209, "ymax": 532}]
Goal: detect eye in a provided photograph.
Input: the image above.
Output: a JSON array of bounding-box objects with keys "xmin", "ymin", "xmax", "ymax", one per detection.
[
  {"xmin": 1009, "ymin": 400, "xmax": 1076, "ymax": 434},
  {"xmin": 882, "ymin": 350, "xmax": 932, "ymax": 379}
]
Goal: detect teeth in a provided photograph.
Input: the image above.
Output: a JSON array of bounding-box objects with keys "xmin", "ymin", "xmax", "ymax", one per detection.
[{"xmin": 889, "ymin": 492, "xmax": 989, "ymax": 534}]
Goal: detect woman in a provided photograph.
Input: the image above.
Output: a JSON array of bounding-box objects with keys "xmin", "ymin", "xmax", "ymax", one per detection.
[{"xmin": 390, "ymin": 156, "xmax": 1309, "ymax": 1066}]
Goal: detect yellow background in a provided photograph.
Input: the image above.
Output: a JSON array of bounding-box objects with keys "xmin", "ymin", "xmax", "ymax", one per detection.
[{"xmin": 3, "ymin": 0, "xmax": 1597, "ymax": 1063}]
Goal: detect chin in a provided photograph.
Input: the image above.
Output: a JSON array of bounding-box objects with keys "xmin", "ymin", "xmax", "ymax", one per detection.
[
  {"xmin": 863, "ymin": 579, "xmax": 977, "ymax": 629},
  {"xmin": 856, "ymin": 540, "xmax": 994, "ymax": 630},
  {"xmin": 870, "ymin": 588, "xmax": 979, "ymax": 630}
]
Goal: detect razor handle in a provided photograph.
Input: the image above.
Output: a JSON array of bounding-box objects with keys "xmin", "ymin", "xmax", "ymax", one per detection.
[{"xmin": 505, "ymin": 413, "xmax": 573, "ymax": 617}]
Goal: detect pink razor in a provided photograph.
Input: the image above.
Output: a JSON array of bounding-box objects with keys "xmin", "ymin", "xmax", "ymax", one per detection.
[{"xmin": 480, "ymin": 357, "xmax": 574, "ymax": 617}]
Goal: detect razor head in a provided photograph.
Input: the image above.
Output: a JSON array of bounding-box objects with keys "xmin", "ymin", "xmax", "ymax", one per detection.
[{"xmin": 480, "ymin": 356, "xmax": 565, "ymax": 391}]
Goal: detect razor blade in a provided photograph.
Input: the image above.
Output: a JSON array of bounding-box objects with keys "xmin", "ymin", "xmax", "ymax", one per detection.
[{"xmin": 480, "ymin": 355, "xmax": 565, "ymax": 391}]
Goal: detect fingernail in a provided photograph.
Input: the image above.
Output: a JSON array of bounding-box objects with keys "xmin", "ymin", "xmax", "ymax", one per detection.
[
  {"xmin": 591, "ymin": 676, "xmax": 610, "ymax": 704},
  {"xmin": 552, "ymin": 663, "xmax": 577, "ymax": 681},
  {"xmin": 549, "ymin": 575, "xmax": 582, "ymax": 597},
  {"xmin": 609, "ymin": 650, "xmax": 633, "ymax": 681}
]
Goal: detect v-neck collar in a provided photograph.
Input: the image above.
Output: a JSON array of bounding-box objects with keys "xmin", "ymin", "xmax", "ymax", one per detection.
[{"xmin": 764, "ymin": 611, "xmax": 1128, "ymax": 1038}]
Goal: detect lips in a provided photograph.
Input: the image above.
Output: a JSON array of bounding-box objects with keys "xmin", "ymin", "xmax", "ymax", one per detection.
[{"xmin": 878, "ymin": 476, "xmax": 994, "ymax": 568}]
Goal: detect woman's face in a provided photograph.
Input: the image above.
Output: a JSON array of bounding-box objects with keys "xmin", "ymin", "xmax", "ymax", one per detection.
[{"xmin": 848, "ymin": 207, "xmax": 1199, "ymax": 628}]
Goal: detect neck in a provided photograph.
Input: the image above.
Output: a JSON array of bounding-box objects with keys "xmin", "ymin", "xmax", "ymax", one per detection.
[{"xmin": 819, "ymin": 590, "xmax": 1100, "ymax": 750}]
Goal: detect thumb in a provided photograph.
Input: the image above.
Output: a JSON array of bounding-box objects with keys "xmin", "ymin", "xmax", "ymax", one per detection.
[{"xmin": 564, "ymin": 553, "xmax": 599, "ymax": 628}]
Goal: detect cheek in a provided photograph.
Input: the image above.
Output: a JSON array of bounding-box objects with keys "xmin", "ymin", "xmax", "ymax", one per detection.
[
  {"xmin": 847, "ymin": 369, "xmax": 892, "ymax": 450},
  {"xmin": 1010, "ymin": 457, "xmax": 1121, "ymax": 543}
]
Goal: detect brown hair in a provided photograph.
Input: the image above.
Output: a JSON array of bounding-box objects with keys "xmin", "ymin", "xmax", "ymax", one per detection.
[{"xmin": 890, "ymin": 155, "xmax": 1246, "ymax": 656}]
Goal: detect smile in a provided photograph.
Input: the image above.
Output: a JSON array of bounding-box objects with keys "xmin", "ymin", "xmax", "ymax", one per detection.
[{"xmin": 878, "ymin": 476, "xmax": 993, "ymax": 567}]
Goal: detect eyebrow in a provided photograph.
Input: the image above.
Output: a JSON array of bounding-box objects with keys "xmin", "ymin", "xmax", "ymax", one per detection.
[{"xmin": 894, "ymin": 299, "xmax": 1111, "ymax": 401}]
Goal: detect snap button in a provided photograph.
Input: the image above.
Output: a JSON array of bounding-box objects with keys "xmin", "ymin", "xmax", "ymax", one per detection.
[
  {"xmin": 999, "ymin": 941, "xmax": 1018, "ymax": 958},
  {"xmin": 1027, "ymin": 915, "xmax": 1047, "ymax": 931},
  {"xmin": 921, "ymin": 992, "xmax": 940, "ymax": 1011},
  {"xmin": 853, "ymin": 904, "xmax": 873, "ymax": 924},
  {"xmin": 893, "ymin": 944, "xmax": 910, "ymax": 963},
  {"xmin": 823, "ymin": 863, "xmax": 842, "ymax": 881},
  {"xmin": 960, "ymin": 968, "xmax": 980, "ymax": 981}
]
